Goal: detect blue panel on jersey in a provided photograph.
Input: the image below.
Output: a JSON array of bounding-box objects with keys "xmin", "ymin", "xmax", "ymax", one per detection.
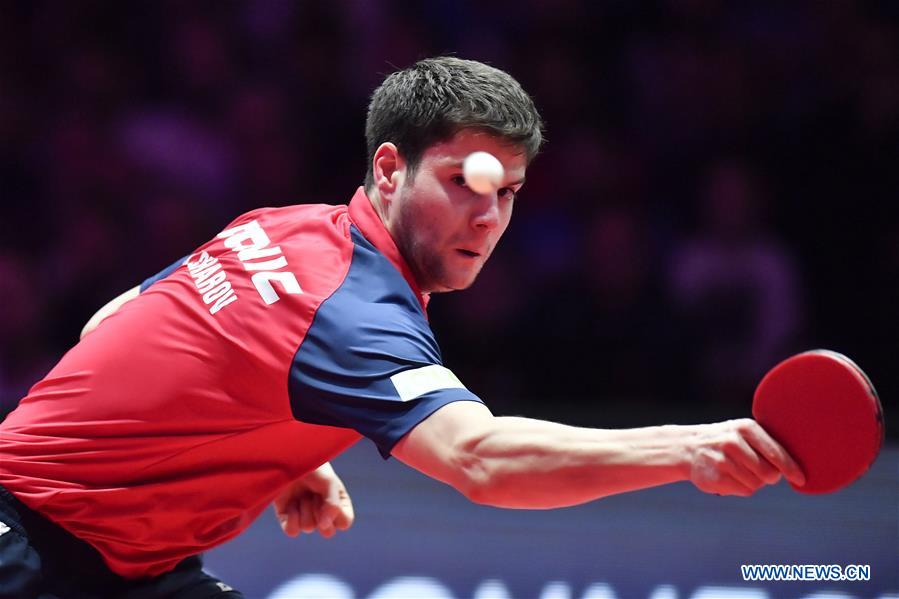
[
  {"xmin": 289, "ymin": 226, "xmax": 482, "ymax": 458},
  {"xmin": 140, "ymin": 255, "xmax": 189, "ymax": 292}
]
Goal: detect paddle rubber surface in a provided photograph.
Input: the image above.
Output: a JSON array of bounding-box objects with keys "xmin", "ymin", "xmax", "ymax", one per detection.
[{"xmin": 752, "ymin": 350, "xmax": 883, "ymax": 494}]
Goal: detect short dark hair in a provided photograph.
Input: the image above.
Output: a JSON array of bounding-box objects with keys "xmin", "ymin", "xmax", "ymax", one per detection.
[{"xmin": 364, "ymin": 56, "xmax": 544, "ymax": 190}]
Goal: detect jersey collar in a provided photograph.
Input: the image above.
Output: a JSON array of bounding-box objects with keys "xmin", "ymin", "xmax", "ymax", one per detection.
[{"xmin": 348, "ymin": 187, "xmax": 430, "ymax": 312}]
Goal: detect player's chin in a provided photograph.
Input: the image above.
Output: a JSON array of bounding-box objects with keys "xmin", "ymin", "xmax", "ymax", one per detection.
[
  {"xmin": 459, "ymin": 261, "xmax": 489, "ymax": 286},
  {"xmin": 433, "ymin": 268, "xmax": 482, "ymax": 293}
]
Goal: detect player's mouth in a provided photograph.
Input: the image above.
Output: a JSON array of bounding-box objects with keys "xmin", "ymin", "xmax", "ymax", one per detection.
[{"xmin": 456, "ymin": 249, "xmax": 481, "ymax": 258}]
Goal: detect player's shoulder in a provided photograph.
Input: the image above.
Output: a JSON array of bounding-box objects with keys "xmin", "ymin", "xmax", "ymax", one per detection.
[
  {"xmin": 215, "ymin": 203, "xmax": 353, "ymax": 260},
  {"xmin": 224, "ymin": 202, "xmax": 349, "ymax": 232},
  {"xmin": 339, "ymin": 225, "xmax": 425, "ymax": 317},
  {"xmin": 302, "ymin": 224, "xmax": 435, "ymax": 358}
]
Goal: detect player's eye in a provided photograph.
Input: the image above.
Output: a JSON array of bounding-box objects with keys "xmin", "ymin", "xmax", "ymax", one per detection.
[
  {"xmin": 498, "ymin": 187, "xmax": 518, "ymax": 201},
  {"xmin": 451, "ymin": 175, "xmax": 519, "ymax": 200}
]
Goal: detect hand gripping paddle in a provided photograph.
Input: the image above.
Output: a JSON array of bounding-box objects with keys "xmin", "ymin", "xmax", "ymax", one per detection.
[{"xmin": 752, "ymin": 350, "xmax": 884, "ymax": 494}]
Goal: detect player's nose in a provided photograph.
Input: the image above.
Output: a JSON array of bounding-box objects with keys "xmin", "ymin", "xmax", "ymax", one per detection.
[{"xmin": 471, "ymin": 193, "xmax": 500, "ymax": 231}]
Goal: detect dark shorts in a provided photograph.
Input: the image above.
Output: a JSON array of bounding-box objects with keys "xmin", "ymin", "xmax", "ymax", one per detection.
[{"xmin": 0, "ymin": 485, "xmax": 243, "ymax": 599}]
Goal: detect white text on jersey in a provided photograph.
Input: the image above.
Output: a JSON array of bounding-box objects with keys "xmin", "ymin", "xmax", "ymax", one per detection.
[
  {"xmin": 217, "ymin": 219, "xmax": 303, "ymax": 305},
  {"xmin": 186, "ymin": 252, "xmax": 238, "ymax": 315}
]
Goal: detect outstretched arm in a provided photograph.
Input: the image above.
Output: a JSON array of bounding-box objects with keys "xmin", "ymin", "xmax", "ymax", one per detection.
[
  {"xmin": 80, "ymin": 285, "xmax": 141, "ymax": 339},
  {"xmin": 392, "ymin": 401, "xmax": 805, "ymax": 509}
]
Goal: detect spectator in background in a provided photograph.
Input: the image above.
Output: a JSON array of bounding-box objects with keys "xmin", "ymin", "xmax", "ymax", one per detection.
[{"xmin": 668, "ymin": 160, "xmax": 802, "ymax": 409}]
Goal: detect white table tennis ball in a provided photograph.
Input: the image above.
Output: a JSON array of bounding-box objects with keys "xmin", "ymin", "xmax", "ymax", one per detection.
[{"xmin": 463, "ymin": 151, "xmax": 505, "ymax": 194}]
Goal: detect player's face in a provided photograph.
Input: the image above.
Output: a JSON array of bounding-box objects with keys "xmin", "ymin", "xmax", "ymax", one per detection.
[{"xmin": 389, "ymin": 130, "xmax": 527, "ymax": 293}]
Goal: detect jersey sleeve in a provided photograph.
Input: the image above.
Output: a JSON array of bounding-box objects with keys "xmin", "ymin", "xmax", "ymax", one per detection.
[
  {"xmin": 288, "ymin": 228, "xmax": 483, "ymax": 458},
  {"xmin": 140, "ymin": 255, "xmax": 189, "ymax": 292}
]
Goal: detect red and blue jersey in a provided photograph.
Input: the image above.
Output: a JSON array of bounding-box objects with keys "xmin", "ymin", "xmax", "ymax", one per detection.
[{"xmin": 0, "ymin": 188, "xmax": 482, "ymax": 578}]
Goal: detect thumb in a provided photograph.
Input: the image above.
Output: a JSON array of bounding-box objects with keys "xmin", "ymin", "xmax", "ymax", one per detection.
[
  {"xmin": 319, "ymin": 496, "xmax": 353, "ymax": 533},
  {"xmin": 332, "ymin": 495, "xmax": 355, "ymax": 530}
]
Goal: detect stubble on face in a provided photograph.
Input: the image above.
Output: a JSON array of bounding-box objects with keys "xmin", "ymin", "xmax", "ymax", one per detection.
[{"xmin": 393, "ymin": 181, "xmax": 476, "ymax": 293}]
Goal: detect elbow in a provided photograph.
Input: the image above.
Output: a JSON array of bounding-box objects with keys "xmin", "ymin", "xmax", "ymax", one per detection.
[
  {"xmin": 457, "ymin": 462, "xmax": 493, "ymax": 506},
  {"xmin": 451, "ymin": 438, "xmax": 496, "ymax": 506}
]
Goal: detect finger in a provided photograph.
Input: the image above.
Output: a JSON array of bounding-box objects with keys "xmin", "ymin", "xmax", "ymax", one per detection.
[
  {"xmin": 298, "ymin": 494, "xmax": 316, "ymax": 534},
  {"xmin": 741, "ymin": 420, "xmax": 800, "ymax": 482},
  {"xmin": 317, "ymin": 515, "xmax": 336, "ymax": 539},
  {"xmin": 744, "ymin": 421, "xmax": 806, "ymax": 486},
  {"xmin": 274, "ymin": 501, "xmax": 300, "ymax": 537},
  {"xmin": 333, "ymin": 487, "xmax": 354, "ymax": 530},
  {"xmin": 717, "ymin": 472, "xmax": 756, "ymax": 497},
  {"xmin": 726, "ymin": 452, "xmax": 766, "ymax": 493},
  {"xmin": 285, "ymin": 502, "xmax": 302, "ymax": 537},
  {"xmin": 272, "ymin": 495, "xmax": 288, "ymax": 514},
  {"xmin": 273, "ymin": 503, "xmax": 287, "ymax": 530},
  {"xmin": 726, "ymin": 434, "xmax": 782, "ymax": 487},
  {"xmin": 272, "ymin": 491, "xmax": 290, "ymax": 524},
  {"xmin": 316, "ymin": 499, "xmax": 335, "ymax": 529},
  {"xmin": 334, "ymin": 512, "xmax": 353, "ymax": 531},
  {"xmin": 749, "ymin": 447, "xmax": 782, "ymax": 485},
  {"xmin": 312, "ymin": 494, "xmax": 327, "ymax": 534},
  {"xmin": 317, "ymin": 497, "xmax": 349, "ymax": 538}
]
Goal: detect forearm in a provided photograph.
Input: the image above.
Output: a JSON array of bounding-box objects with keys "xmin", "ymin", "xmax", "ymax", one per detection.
[{"xmin": 460, "ymin": 417, "xmax": 692, "ymax": 508}]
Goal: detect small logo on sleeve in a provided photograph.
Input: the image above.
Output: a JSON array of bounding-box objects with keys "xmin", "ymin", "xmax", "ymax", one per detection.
[{"xmin": 390, "ymin": 365, "xmax": 467, "ymax": 402}]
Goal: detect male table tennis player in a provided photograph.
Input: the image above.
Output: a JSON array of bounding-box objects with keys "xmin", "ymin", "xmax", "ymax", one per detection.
[{"xmin": 0, "ymin": 57, "xmax": 804, "ymax": 597}]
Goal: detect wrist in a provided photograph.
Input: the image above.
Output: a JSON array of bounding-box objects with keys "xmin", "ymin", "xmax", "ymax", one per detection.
[{"xmin": 662, "ymin": 424, "xmax": 697, "ymax": 482}]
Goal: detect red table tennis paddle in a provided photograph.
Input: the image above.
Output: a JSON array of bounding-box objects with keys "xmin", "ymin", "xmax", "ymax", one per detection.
[{"xmin": 752, "ymin": 349, "xmax": 884, "ymax": 494}]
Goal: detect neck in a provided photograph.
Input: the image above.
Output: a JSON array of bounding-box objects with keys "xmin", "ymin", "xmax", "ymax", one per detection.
[{"xmin": 365, "ymin": 186, "xmax": 390, "ymax": 227}]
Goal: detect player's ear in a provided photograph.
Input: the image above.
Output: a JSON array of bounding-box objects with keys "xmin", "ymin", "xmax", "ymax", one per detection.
[{"xmin": 373, "ymin": 143, "xmax": 405, "ymax": 198}]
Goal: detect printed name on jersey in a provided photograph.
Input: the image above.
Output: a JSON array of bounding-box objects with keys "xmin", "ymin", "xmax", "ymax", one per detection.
[
  {"xmin": 217, "ymin": 220, "xmax": 303, "ymax": 305},
  {"xmin": 186, "ymin": 252, "xmax": 238, "ymax": 315}
]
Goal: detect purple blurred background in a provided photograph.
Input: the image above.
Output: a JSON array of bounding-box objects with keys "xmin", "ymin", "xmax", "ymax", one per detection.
[{"xmin": 0, "ymin": 1, "xmax": 896, "ymax": 439}]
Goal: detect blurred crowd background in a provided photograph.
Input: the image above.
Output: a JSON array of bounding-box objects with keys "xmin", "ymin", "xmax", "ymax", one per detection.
[{"xmin": 1, "ymin": 1, "xmax": 896, "ymax": 438}]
